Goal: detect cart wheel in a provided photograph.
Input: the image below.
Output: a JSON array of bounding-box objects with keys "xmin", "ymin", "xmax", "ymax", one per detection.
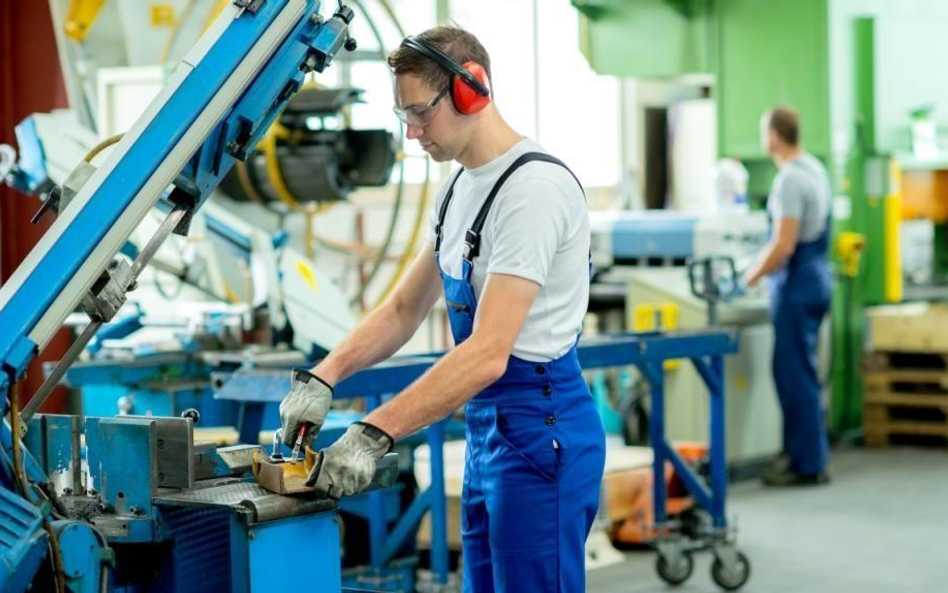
[
  {"xmin": 656, "ymin": 551, "xmax": 693, "ymax": 586},
  {"xmin": 711, "ymin": 551, "xmax": 750, "ymax": 590}
]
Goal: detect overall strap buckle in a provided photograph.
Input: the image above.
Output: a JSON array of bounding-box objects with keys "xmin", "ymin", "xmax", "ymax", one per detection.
[{"xmin": 463, "ymin": 229, "xmax": 480, "ymax": 262}]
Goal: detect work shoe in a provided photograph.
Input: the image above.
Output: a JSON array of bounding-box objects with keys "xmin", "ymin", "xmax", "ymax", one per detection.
[
  {"xmin": 768, "ymin": 452, "xmax": 791, "ymax": 474},
  {"xmin": 762, "ymin": 467, "xmax": 830, "ymax": 487}
]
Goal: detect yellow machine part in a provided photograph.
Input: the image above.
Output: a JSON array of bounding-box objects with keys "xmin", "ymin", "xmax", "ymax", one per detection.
[
  {"xmin": 835, "ymin": 232, "xmax": 866, "ymax": 279},
  {"xmin": 65, "ymin": 0, "xmax": 107, "ymax": 42},
  {"xmin": 253, "ymin": 446, "xmax": 318, "ymax": 495},
  {"xmin": 884, "ymin": 160, "xmax": 903, "ymax": 303},
  {"xmin": 883, "ymin": 192, "xmax": 903, "ymax": 302},
  {"xmin": 150, "ymin": 3, "xmax": 177, "ymax": 27},
  {"xmin": 633, "ymin": 303, "xmax": 680, "ymax": 370}
]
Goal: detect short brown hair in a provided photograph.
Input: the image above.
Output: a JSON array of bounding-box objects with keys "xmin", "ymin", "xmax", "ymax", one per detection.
[
  {"xmin": 387, "ymin": 26, "xmax": 492, "ymax": 92},
  {"xmin": 766, "ymin": 106, "xmax": 800, "ymax": 146}
]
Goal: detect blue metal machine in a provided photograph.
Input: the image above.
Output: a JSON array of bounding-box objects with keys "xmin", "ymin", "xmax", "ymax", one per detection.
[{"xmin": 0, "ymin": 2, "xmax": 364, "ymax": 591}]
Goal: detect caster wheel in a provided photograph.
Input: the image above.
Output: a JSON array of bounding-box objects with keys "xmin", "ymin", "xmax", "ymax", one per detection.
[
  {"xmin": 656, "ymin": 551, "xmax": 693, "ymax": 586},
  {"xmin": 711, "ymin": 551, "xmax": 751, "ymax": 590}
]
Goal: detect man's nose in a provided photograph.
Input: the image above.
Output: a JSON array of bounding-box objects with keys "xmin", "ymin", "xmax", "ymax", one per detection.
[{"xmin": 405, "ymin": 123, "xmax": 423, "ymax": 139}]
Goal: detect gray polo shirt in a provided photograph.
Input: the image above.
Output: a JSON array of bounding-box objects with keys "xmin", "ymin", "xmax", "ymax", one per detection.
[{"xmin": 767, "ymin": 153, "xmax": 831, "ymax": 243}]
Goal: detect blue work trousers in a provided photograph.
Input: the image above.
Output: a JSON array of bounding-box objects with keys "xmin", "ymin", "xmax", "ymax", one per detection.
[{"xmin": 461, "ymin": 350, "xmax": 606, "ymax": 593}]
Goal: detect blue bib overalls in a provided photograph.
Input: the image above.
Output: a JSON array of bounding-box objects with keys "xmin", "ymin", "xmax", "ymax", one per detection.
[
  {"xmin": 767, "ymin": 215, "xmax": 832, "ymax": 476},
  {"xmin": 435, "ymin": 153, "xmax": 606, "ymax": 592}
]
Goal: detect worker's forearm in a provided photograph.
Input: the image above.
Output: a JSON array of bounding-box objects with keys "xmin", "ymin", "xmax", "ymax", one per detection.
[
  {"xmin": 362, "ymin": 337, "xmax": 506, "ymax": 440},
  {"xmin": 311, "ymin": 302, "xmax": 418, "ymax": 386},
  {"xmin": 747, "ymin": 242, "xmax": 790, "ymax": 285}
]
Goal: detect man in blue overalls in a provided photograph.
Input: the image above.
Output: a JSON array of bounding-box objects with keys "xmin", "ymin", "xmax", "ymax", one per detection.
[
  {"xmin": 278, "ymin": 26, "xmax": 606, "ymax": 591},
  {"xmin": 745, "ymin": 106, "xmax": 832, "ymax": 487}
]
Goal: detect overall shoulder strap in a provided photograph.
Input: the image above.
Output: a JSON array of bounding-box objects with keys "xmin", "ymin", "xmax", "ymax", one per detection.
[
  {"xmin": 464, "ymin": 152, "xmax": 583, "ymax": 261},
  {"xmin": 434, "ymin": 168, "xmax": 465, "ymax": 253}
]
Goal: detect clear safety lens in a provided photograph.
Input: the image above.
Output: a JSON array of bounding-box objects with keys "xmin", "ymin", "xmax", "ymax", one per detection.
[{"xmin": 393, "ymin": 84, "xmax": 450, "ymax": 126}]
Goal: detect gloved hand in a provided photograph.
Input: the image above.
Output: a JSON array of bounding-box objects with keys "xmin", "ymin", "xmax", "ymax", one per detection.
[
  {"xmin": 731, "ymin": 276, "xmax": 748, "ymax": 299},
  {"xmin": 306, "ymin": 422, "xmax": 394, "ymax": 499},
  {"xmin": 717, "ymin": 275, "xmax": 748, "ymax": 302},
  {"xmin": 279, "ymin": 370, "xmax": 333, "ymax": 448}
]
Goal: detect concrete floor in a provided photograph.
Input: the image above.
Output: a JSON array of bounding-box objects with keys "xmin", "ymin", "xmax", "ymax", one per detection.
[{"xmin": 587, "ymin": 446, "xmax": 948, "ymax": 593}]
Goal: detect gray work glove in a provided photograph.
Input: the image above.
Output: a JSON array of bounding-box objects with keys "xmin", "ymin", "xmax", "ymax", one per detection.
[
  {"xmin": 306, "ymin": 422, "xmax": 394, "ymax": 499},
  {"xmin": 279, "ymin": 370, "xmax": 333, "ymax": 448}
]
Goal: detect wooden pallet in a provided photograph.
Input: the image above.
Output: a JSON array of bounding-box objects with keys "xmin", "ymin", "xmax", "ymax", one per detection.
[
  {"xmin": 863, "ymin": 354, "xmax": 948, "ymax": 447},
  {"xmin": 863, "ymin": 351, "xmax": 948, "ymax": 372}
]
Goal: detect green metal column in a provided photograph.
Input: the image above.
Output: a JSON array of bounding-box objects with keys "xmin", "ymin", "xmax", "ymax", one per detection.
[{"xmin": 831, "ymin": 16, "xmax": 897, "ymax": 437}]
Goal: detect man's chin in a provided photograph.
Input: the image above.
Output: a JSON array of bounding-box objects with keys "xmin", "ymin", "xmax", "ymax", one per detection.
[{"xmin": 427, "ymin": 149, "xmax": 452, "ymax": 163}]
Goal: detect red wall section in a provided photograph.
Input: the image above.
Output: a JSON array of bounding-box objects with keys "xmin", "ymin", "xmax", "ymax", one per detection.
[{"xmin": 1, "ymin": 2, "xmax": 71, "ymax": 411}]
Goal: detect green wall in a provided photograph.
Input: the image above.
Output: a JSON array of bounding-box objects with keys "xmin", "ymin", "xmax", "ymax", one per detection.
[
  {"xmin": 573, "ymin": 0, "xmax": 711, "ymax": 78},
  {"xmin": 830, "ymin": 0, "xmax": 948, "ymax": 160},
  {"xmin": 715, "ymin": 0, "xmax": 830, "ymax": 160},
  {"xmin": 573, "ymin": 0, "xmax": 831, "ymax": 165}
]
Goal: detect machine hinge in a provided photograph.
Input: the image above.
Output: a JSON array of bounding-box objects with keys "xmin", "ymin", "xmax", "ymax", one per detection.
[{"xmin": 233, "ymin": 0, "xmax": 265, "ymax": 14}]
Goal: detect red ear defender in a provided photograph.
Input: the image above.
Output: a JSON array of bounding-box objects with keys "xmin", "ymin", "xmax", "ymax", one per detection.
[{"xmin": 452, "ymin": 61, "xmax": 491, "ymax": 114}]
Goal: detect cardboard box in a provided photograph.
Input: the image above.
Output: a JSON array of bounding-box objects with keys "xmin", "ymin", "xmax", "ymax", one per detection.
[
  {"xmin": 413, "ymin": 439, "xmax": 655, "ymax": 550},
  {"xmin": 867, "ymin": 302, "xmax": 948, "ymax": 352}
]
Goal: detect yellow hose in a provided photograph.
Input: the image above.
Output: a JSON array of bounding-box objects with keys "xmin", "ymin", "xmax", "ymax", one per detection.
[
  {"xmin": 234, "ymin": 160, "xmax": 268, "ymax": 204},
  {"xmin": 371, "ymin": 156, "xmax": 431, "ymax": 309},
  {"xmin": 158, "ymin": 0, "xmax": 198, "ymax": 65},
  {"xmin": 231, "ymin": 0, "xmax": 420, "ymax": 307},
  {"xmin": 83, "ymin": 133, "xmax": 124, "ymax": 163},
  {"xmin": 259, "ymin": 123, "xmax": 299, "ymax": 211},
  {"xmin": 237, "ymin": 156, "xmax": 386, "ymax": 259},
  {"xmin": 202, "ymin": 0, "xmax": 231, "ymax": 33},
  {"xmin": 378, "ymin": 0, "xmax": 407, "ymax": 37}
]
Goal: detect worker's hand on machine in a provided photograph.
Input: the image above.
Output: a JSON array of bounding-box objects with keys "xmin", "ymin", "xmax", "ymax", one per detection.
[
  {"xmin": 728, "ymin": 276, "xmax": 749, "ymax": 300},
  {"xmin": 306, "ymin": 422, "xmax": 394, "ymax": 499},
  {"xmin": 279, "ymin": 370, "xmax": 334, "ymax": 448},
  {"xmin": 715, "ymin": 275, "xmax": 744, "ymax": 302}
]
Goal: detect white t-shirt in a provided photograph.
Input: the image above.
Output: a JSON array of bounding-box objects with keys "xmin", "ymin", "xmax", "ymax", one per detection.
[{"xmin": 428, "ymin": 138, "xmax": 590, "ymax": 362}]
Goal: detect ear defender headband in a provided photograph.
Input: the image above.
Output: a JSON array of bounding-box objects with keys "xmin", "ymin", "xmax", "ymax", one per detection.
[{"xmin": 400, "ymin": 36, "xmax": 491, "ymax": 115}]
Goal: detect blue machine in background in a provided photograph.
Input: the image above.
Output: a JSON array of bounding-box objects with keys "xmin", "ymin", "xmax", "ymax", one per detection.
[{"xmin": 0, "ymin": 2, "xmax": 362, "ymax": 591}]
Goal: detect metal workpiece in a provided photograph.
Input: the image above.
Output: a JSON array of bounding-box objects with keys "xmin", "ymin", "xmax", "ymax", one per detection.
[
  {"xmin": 365, "ymin": 452, "xmax": 399, "ymax": 492},
  {"xmin": 255, "ymin": 443, "xmax": 398, "ymax": 495}
]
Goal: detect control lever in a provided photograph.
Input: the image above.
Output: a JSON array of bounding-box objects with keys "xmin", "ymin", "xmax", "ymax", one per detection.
[
  {"xmin": 688, "ymin": 256, "xmax": 739, "ymax": 326},
  {"xmin": 270, "ymin": 428, "xmax": 285, "ymax": 462}
]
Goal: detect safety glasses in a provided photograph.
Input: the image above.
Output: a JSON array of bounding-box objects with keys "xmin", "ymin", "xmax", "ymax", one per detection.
[{"xmin": 392, "ymin": 84, "xmax": 450, "ymax": 127}]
